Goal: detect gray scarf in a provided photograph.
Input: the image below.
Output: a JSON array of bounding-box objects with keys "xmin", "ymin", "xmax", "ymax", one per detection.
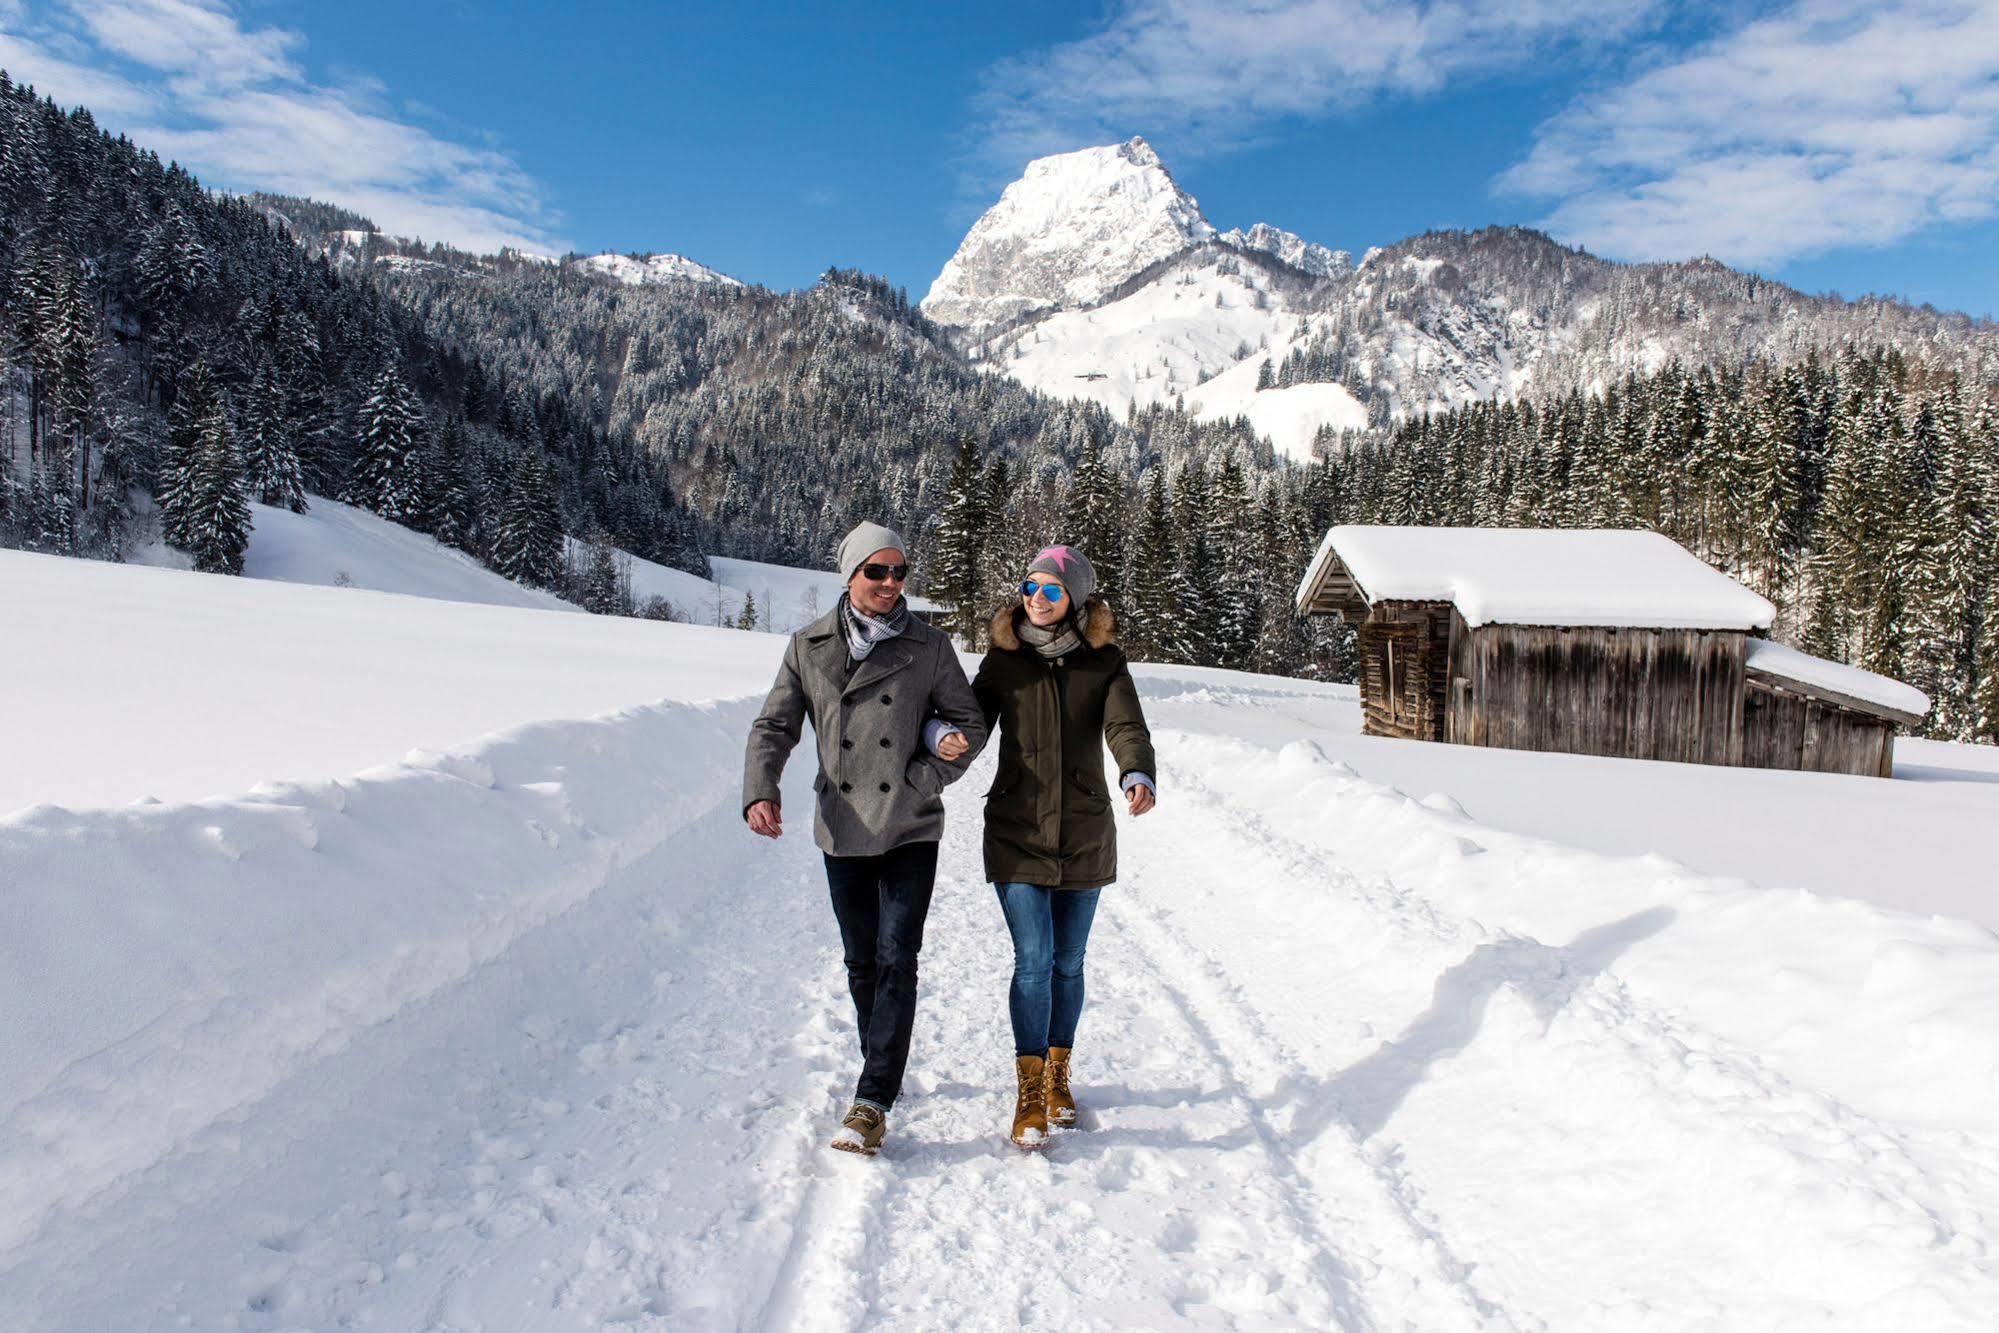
[
  {"xmin": 841, "ymin": 593, "xmax": 910, "ymax": 661},
  {"xmin": 1015, "ymin": 611, "xmax": 1082, "ymax": 660}
]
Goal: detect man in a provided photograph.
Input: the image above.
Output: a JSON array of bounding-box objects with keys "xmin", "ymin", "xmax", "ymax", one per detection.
[{"xmin": 743, "ymin": 521, "xmax": 986, "ymax": 1155}]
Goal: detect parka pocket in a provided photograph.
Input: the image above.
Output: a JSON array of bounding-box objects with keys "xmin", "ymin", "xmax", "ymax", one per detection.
[{"xmin": 1065, "ymin": 768, "xmax": 1110, "ymax": 808}]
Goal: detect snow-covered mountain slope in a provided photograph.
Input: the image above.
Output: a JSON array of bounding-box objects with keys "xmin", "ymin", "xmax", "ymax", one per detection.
[
  {"xmin": 7, "ymin": 556, "xmax": 1999, "ymax": 1328},
  {"xmin": 931, "ymin": 143, "xmax": 1999, "ymax": 460},
  {"xmin": 575, "ymin": 251, "xmax": 741, "ymax": 287},
  {"xmin": 130, "ymin": 496, "xmax": 578, "ymax": 613},
  {"xmin": 921, "ymin": 137, "xmax": 1214, "ymax": 332},
  {"xmin": 986, "ymin": 240, "xmax": 1368, "ymax": 459}
]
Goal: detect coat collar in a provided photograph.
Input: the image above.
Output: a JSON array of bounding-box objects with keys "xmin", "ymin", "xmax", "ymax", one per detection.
[
  {"xmin": 989, "ymin": 596, "xmax": 1116, "ymax": 653},
  {"xmin": 802, "ymin": 608, "xmax": 923, "ymax": 696}
]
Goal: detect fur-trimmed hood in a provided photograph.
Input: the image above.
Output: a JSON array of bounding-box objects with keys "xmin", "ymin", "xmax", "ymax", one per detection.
[{"xmin": 990, "ymin": 595, "xmax": 1116, "ymax": 652}]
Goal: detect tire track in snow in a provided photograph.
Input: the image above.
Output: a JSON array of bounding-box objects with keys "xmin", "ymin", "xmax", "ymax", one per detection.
[
  {"xmin": 1141, "ymin": 737, "xmax": 1999, "ymax": 1326},
  {"xmin": 1103, "ymin": 874, "xmax": 1511, "ymax": 1332}
]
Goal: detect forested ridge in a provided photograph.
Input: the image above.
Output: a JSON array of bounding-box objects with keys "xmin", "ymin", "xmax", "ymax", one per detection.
[
  {"xmin": 0, "ymin": 73, "xmax": 703, "ymax": 593},
  {"xmin": 4, "ymin": 74, "xmax": 1995, "ymax": 741}
]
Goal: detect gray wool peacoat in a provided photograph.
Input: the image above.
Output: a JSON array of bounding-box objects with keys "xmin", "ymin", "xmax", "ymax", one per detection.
[{"xmin": 743, "ymin": 606, "xmax": 987, "ymax": 857}]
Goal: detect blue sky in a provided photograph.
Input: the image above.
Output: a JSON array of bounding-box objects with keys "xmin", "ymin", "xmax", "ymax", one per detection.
[{"xmin": 3, "ymin": 0, "xmax": 1996, "ymax": 318}]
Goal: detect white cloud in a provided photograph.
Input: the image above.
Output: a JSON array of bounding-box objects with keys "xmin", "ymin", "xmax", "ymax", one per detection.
[
  {"xmin": 1498, "ymin": 0, "xmax": 1999, "ymax": 266},
  {"xmin": 968, "ymin": 0, "xmax": 1666, "ymax": 178},
  {"xmin": 0, "ymin": 0, "xmax": 566, "ymax": 255}
]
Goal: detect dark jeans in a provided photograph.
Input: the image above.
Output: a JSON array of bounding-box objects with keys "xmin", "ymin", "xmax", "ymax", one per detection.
[
  {"xmin": 993, "ymin": 882, "xmax": 1103, "ymax": 1058},
  {"xmin": 824, "ymin": 841, "xmax": 940, "ymax": 1110}
]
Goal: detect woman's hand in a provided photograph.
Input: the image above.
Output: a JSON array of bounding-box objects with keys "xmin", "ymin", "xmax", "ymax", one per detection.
[
  {"xmin": 1125, "ymin": 785, "xmax": 1155, "ymax": 817},
  {"xmin": 936, "ymin": 730, "xmax": 969, "ymax": 761}
]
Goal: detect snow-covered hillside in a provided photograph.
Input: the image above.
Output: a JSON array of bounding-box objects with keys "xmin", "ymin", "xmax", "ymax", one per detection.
[
  {"xmin": 125, "ymin": 492, "xmax": 928, "ymax": 641},
  {"xmin": 130, "ymin": 496, "xmax": 577, "ymax": 612},
  {"xmin": 929, "ymin": 141, "xmax": 1999, "ymax": 460},
  {"xmin": 6, "ymin": 553, "xmax": 1999, "ymax": 1328},
  {"xmin": 575, "ymin": 252, "xmax": 741, "ymax": 288}
]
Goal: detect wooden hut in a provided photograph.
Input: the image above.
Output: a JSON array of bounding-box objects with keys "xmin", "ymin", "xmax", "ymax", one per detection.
[{"xmin": 1294, "ymin": 526, "xmax": 1928, "ymax": 778}]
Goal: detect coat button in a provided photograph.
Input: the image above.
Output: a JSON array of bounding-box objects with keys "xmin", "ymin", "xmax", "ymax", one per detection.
[
  {"xmin": 840, "ymin": 781, "xmax": 853, "ymax": 792},
  {"xmin": 879, "ymin": 737, "xmax": 892, "ymax": 747},
  {"xmin": 841, "ymin": 739, "xmax": 853, "ymax": 750},
  {"xmin": 879, "ymin": 782, "xmax": 892, "ymax": 792},
  {"xmin": 880, "ymin": 694, "xmax": 893, "ymax": 704}
]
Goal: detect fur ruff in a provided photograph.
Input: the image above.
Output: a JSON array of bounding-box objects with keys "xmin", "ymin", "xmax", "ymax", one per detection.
[{"xmin": 990, "ymin": 596, "xmax": 1115, "ymax": 652}]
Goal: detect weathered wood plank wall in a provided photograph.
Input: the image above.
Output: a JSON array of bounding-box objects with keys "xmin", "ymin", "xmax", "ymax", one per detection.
[
  {"xmin": 1452, "ymin": 625, "xmax": 1747, "ymax": 765},
  {"xmin": 1742, "ymin": 680, "xmax": 1895, "ymax": 778}
]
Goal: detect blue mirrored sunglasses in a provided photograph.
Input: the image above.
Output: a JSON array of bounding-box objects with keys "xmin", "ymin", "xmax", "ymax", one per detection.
[{"xmin": 1019, "ymin": 581, "xmax": 1066, "ymax": 603}]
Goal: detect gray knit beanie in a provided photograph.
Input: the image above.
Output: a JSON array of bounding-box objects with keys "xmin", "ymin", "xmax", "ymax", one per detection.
[
  {"xmin": 837, "ymin": 521, "xmax": 908, "ymax": 580},
  {"xmin": 1026, "ymin": 545, "xmax": 1096, "ymax": 607}
]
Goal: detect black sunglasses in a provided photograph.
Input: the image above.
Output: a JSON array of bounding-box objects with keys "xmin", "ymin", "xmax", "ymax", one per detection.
[{"xmin": 860, "ymin": 562, "xmax": 909, "ymax": 582}]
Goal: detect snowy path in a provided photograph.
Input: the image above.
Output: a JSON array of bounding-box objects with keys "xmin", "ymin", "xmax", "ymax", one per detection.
[{"xmin": 7, "ymin": 676, "xmax": 1999, "ymax": 1330}]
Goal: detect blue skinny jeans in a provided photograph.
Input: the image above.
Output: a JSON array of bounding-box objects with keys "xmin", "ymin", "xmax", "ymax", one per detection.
[{"xmin": 993, "ymin": 882, "xmax": 1103, "ymax": 1058}]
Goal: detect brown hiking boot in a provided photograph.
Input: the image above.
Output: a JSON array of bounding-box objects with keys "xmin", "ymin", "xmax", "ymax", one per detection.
[
  {"xmin": 830, "ymin": 1101, "xmax": 887, "ymax": 1156},
  {"xmin": 1046, "ymin": 1045, "xmax": 1077, "ymax": 1126},
  {"xmin": 1011, "ymin": 1055, "xmax": 1049, "ymax": 1149}
]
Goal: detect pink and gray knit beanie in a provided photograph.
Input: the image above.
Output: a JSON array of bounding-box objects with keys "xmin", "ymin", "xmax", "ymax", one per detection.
[{"xmin": 1025, "ymin": 545, "xmax": 1096, "ymax": 607}]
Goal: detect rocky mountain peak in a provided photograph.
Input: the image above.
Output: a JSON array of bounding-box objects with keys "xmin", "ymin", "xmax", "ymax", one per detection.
[{"xmin": 920, "ymin": 136, "xmax": 1215, "ymax": 333}]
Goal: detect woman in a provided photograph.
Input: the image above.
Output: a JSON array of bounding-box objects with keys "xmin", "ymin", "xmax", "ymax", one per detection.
[{"xmin": 936, "ymin": 545, "xmax": 1155, "ymax": 1148}]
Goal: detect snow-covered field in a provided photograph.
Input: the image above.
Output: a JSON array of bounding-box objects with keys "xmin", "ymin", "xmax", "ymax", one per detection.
[{"xmin": 6, "ymin": 550, "xmax": 1999, "ymax": 1330}]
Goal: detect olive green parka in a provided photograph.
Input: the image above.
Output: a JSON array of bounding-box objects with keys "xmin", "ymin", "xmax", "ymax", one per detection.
[{"xmin": 972, "ymin": 597, "xmax": 1156, "ymax": 889}]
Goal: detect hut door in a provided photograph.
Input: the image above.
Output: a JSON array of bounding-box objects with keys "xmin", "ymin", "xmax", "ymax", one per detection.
[{"xmin": 1386, "ymin": 638, "xmax": 1400, "ymax": 724}]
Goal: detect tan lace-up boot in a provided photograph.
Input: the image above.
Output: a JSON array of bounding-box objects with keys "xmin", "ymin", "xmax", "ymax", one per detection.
[
  {"xmin": 1011, "ymin": 1055, "xmax": 1049, "ymax": 1148},
  {"xmin": 1046, "ymin": 1045, "xmax": 1077, "ymax": 1126},
  {"xmin": 830, "ymin": 1101, "xmax": 887, "ymax": 1156}
]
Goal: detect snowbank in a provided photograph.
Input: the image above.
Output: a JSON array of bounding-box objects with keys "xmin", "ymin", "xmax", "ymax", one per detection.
[
  {"xmin": 0, "ymin": 691, "xmax": 758, "ymax": 1262},
  {"xmin": 1, "ymin": 549, "xmax": 779, "ymax": 815}
]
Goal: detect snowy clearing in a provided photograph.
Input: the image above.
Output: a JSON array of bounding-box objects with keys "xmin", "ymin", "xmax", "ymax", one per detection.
[{"xmin": 5, "ymin": 556, "xmax": 1999, "ymax": 1330}]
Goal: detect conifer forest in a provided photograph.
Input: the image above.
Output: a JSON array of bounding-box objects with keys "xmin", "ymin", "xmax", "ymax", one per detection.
[{"xmin": 3, "ymin": 75, "xmax": 1995, "ymax": 743}]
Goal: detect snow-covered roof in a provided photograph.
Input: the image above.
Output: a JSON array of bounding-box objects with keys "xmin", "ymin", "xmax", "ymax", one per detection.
[
  {"xmin": 1744, "ymin": 639, "xmax": 1929, "ymax": 724},
  {"xmin": 1296, "ymin": 526, "xmax": 1777, "ymax": 631}
]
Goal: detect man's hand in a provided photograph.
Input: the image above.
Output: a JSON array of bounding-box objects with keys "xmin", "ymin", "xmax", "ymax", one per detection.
[
  {"xmin": 1125, "ymin": 785, "xmax": 1155, "ymax": 817},
  {"xmin": 746, "ymin": 799, "xmax": 783, "ymax": 838},
  {"xmin": 936, "ymin": 730, "xmax": 969, "ymax": 762}
]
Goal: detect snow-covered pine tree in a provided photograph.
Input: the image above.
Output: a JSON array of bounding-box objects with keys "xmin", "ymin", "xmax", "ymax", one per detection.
[
  {"xmin": 571, "ymin": 537, "xmax": 627, "ymax": 615},
  {"xmin": 134, "ymin": 203, "xmax": 210, "ymax": 321},
  {"xmin": 352, "ymin": 364, "xmax": 426, "ymax": 522},
  {"xmin": 426, "ymin": 415, "xmax": 475, "ymax": 549},
  {"xmin": 927, "ymin": 435, "xmax": 987, "ymax": 643},
  {"xmin": 182, "ymin": 399, "xmax": 251, "ymax": 575},
  {"xmin": 1168, "ymin": 464, "xmax": 1217, "ymax": 666},
  {"xmin": 1905, "ymin": 390, "xmax": 1992, "ymax": 738},
  {"xmin": 1206, "ymin": 456, "xmax": 1262, "ymax": 667},
  {"xmin": 239, "ymin": 357, "xmax": 306, "ymax": 513},
  {"xmin": 493, "ymin": 445, "xmax": 564, "ymax": 589},
  {"xmin": 157, "ymin": 359, "xmax": 218, "ymax": 550},
  {"xmin": 1069, "ymin": 435, "xmax": 1126, "ymax": 606},
  {"xmin": 1123, "ymin": 468, "xmax": 1179, "ymax": 662},
  {"xmin": 976, "ymin": 453, "xmax": 1015, "ymax": 613}
]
